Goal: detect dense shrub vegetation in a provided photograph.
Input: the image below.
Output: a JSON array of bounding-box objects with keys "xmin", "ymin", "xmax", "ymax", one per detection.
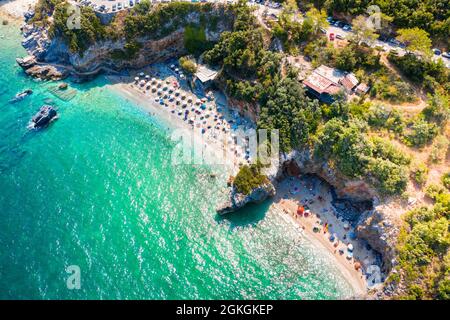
[
  {"xmin": 314, "ymin": 118, "xmax": 409, "ymax": 195},
  {"xmin": 319, "ymin": 0, "xmax": 450, "ymax": 46},
  {"xmin": 31, "ymin": 0, "xmax": 106, "ymax": 52},
  {"xmin": 204, "ymin": 2, "xmax": 281, "ymax": 103},
  {"xmin": 389, "ymin": 53, "xmax": 450, "ymax": 94},
  {"xmin": 396, "ymin": 186, "xmax": 450, "ymax": 299},
  {"xmin": 233, "ymin": 162, "xmax": 268, "ymax": 195}
]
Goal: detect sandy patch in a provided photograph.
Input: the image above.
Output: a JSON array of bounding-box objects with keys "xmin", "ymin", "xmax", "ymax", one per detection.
[{"xmin": 0, "ymin": 0, "xmax": 36, "ymax": 19}]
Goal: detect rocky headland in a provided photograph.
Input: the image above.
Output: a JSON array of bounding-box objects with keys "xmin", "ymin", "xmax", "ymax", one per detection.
[{"xmin": 16, "ymin": 3, "xmax": 233, "ymax": 81}]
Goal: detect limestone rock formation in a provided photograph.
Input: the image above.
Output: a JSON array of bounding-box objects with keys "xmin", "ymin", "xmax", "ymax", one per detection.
[{"xmin": 216, "ymin": 182, "xmax": 276, "ymax": 215}]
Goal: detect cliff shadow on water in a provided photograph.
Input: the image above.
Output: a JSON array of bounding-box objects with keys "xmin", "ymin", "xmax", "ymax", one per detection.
[{"xmin": 214, "ymin": 199, "xmax": 272, "ymax": 230}]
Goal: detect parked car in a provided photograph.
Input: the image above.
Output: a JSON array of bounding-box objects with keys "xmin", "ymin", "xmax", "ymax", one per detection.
[
  {"xmin": 336, "ymin": 34, "xmax": 345, "ymax": 40},
  {"xmin": 343, "ymin": 24, "xmax": 352, "ymax": 31},
  {"xmin": 378, "ymin": 35, "xmax": 388, "ymax": 42},
  {"xmin": 320, "ymin": 27, "xmax": 327, "ymax": 34},
  {"xmin": 388, "ymin": 38, "xmax": 401, "ymax": 46},
  {"xmin": 112, "ymin": 4, "xmax": 116, "ymax": 11},
  {"xmin": 117, "ymin": 2, "xmax": 122, "ymax": 9},
  {"xmin": 329, "ymin": 33, "xmax": 335, "ymax": 41},
  {"xmin": 442, "ymin": 52, "xmax": 450, "ymax": 59},
  {"xmin": 129, "ymin": 0, "xmax": 134, "ymax": 7},
  {"xmin": 433, "ymin": 48, "xmax": 442, "ymax": 55}
]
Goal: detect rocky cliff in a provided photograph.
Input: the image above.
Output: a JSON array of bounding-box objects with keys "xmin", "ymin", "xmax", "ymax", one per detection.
[
  {"xmin": 218, "ymin": 149, "xmax": 401, "ymax": 278},
  {"xmin": 216, "ymin": 182, "xmax": 276, "ymax": 215},
  {"xmin": 18, "ymin": 6, "xmax": 232, "ymax": 80},
  {"xmin": 282, "ymin": 150, "xmax": 402, "ymax": 273}
]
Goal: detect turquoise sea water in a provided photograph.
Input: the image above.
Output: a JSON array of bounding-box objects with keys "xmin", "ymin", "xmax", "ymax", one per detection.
[{"xmin": 0, "ymin": 23, "xmax": 354, "ymax": 299}]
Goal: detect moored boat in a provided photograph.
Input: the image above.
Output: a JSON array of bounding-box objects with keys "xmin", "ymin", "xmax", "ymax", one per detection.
[
  {"xmin": 28, "ymin": 105, "xmax": 58, "ymax": 129},
  {"xmin": 9, "ymin": 89, "xmax": 33, "ymax": 103}
]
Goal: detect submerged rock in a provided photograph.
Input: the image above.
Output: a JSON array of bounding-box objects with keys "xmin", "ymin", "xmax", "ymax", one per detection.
[
  {"xmin": 28, "ymin": 105, "xmax": 58, "ymax": 129},
  {"xmin": 216, "ymin": 182, "xmax": 276, "ymax": 215}
]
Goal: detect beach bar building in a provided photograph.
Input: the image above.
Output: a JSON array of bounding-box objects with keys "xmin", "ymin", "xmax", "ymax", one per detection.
[
  {"xmin": 195, "ymin": 65, "xmax": 219, "ymax": 88},
  {"xmin": 303, "ymin": 65, "xmax": 360, "ymax": 104}
]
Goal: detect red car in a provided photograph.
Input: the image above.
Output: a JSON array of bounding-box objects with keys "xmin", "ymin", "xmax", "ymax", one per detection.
[{"xmin": 329, "ymin": 33, "xmax": 335, "ymax": 41}]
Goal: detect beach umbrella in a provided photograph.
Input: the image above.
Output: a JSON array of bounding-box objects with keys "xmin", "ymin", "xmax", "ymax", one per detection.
[
  {"xmin": 354, "ymin": 262, "xmax": 361, "ymax": 270},
  {"xmin": 134, "ymin": 77, "xmax": 139, "ymax": 82},
  {"xmin": 175, "ymin": 68, "xmax": 179, "ymax": 73},
  {"xmin": 139, "ymin": 72, "xmax": 144, "ymax": 77},
  {"xmin": 349, "ymin": 231, "xmax": 357, "ymax": 240},
  {"xmin": 145, "ymin": 75, "xmax": 150, "ymax": 79},
  {"xmin": 347, "ymin": 243, "xmax": 354, "ymax": 251},
  {"xmin": 343, "ymin": 222, "xmax": 350, "ymax": 230},
  {"xmin": 174, "ymin": 90, "xmax": 180, "ymax": 96},
  {"xmin": 171, "ymin": 64, "xmax": 175, "ymax": 69}
]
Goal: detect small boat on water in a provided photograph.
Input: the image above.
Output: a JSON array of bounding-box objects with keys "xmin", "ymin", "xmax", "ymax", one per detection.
[
  {"xmin": 10, "ymin": 89, "xmax": 33, "ymax": 103},
  {"xmin": 28, "ymin": 105, "xmax": 58, "ymax": 129}
]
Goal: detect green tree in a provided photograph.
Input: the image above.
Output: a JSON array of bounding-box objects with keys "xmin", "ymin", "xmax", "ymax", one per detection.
[
  {"xmin": 396, "ymin": 28, "xmax": 432, "ymax": 57},
  {"xmin": 179, "ymin": 56, "xmax": 197, "ymax": 74},
  {"xmin": 304, "ymin": 8, "xmax": 327, "ymax": 35},
  {"xmin": 351, "ymin": 15, "xmax": 377, "ymax": 46}
]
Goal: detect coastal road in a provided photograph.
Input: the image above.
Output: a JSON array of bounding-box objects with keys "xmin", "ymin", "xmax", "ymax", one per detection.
[{"xmin": 252, "ymin": 2, "xmax": 450, "ymax": 69}]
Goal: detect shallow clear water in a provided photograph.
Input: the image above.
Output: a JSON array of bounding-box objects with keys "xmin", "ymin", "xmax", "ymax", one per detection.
[{"xmin": 0, "ymin": 23, "xmax": 354, "ymax": 299}]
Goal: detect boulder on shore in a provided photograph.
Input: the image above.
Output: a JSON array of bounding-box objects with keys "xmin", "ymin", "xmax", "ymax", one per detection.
[
  {"xmin": 216, "ymin": 182, "xmax": 276, "ymax": 215},
  {"xmin": 16, "ymin": 55, "xmax": 36, "ymax": 69},
  {"xmin": 24, "ymin": 64, "xmax": 68, "ymax": 81}
]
